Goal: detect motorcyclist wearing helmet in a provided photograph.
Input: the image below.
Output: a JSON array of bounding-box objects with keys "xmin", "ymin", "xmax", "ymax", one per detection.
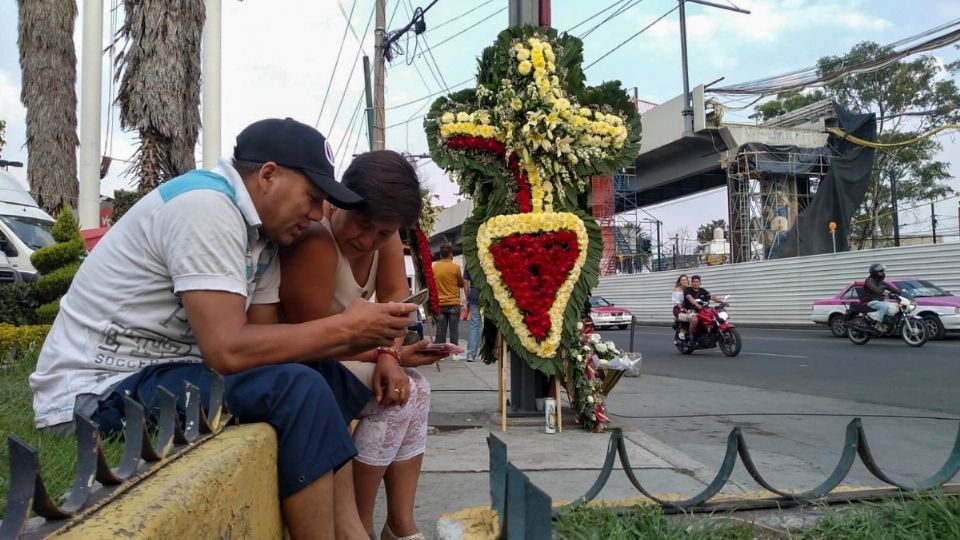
[{"xmin": 864, "ymin": 263, "xmax": 897, "ymax": 330}]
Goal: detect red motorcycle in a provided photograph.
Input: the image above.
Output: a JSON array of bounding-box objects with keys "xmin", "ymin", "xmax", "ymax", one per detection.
[{"xmin": 674, "ymin": 297, "xmax": 742, "ymax": 357}]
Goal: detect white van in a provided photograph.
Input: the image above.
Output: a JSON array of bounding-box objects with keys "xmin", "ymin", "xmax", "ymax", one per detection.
[{"xmin": 0, "ymin": 167, "xmax": 56, "ymax": 279}]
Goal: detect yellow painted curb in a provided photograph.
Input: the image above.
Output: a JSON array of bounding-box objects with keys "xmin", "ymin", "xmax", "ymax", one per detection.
[{"xmin": 50, "ymin": 423, "xmax": 282, "ymax": 539}]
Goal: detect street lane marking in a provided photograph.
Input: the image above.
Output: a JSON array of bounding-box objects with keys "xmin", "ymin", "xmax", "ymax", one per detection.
[{"xmin": 741, "ymin": 352, "xmax": 808, "ymax": 359}]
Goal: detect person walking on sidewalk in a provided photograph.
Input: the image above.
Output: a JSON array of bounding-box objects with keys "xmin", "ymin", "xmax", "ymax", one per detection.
[
  {"xmin": 462, "ymin": 267, "xmax": 482, "ymax": 362},
  {"xmin": 432, "ymin": 243, "xmax": 464, "ymax": 355}
]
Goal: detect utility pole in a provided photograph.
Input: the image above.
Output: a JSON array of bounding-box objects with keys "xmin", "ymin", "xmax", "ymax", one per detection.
[
  {"xmin": 78, "ymin": 0, "xmax": 104, "ymax": 229},
  {"xmin": 656, "ymin": 220, "xmax": 662, "ymax": 272},
  {"xmin": 931, "ymin": 202, "xmax": 937, "ymax": 244},
  {"xmin": 673, "ymin": 235, "xmax": 679, "ymax": 270},
  {"xmin": 202, "ymin": 0, "xmax": 222, "ymax": 169},
  {"xmin": 373, "ymin": 0, "xmax": 386, "ymax": 150},
  {"xmin": 362, "ymin": 55, "xmax": 375, "ymax": 151},
  {"xmin": 891, "ymin": 175, "xmax": 900, "ymax": 247},
  {"xmin": 677, "ymin": 0, "xmax": 749, "ymax": 136}
]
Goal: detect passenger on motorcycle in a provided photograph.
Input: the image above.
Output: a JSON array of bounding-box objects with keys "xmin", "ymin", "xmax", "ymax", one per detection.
[
  {"xmin": 683, "ymin": 275, "xmax": 726, "ymax": 338},
  {"xmin": 672, "ymin": 274, "xmax": 690, "ymax": 339},
  {"xmin": 864, "ymin": 263, "xmax": 898, "ymax": 331}
]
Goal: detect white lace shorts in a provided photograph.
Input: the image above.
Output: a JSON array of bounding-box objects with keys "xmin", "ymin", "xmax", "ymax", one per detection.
[{"xmin": 345, "ymin": 364, "xmax": 431, "ymax": 467}]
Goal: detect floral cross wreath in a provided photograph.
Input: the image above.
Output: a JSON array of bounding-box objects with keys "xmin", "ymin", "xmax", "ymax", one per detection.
[{"xmin": 425, "ymin": 25, "xmax": 641, "ymax": 381}]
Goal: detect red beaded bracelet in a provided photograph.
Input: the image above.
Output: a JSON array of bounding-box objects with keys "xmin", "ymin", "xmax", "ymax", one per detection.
[{"xmin": 376, "ymin": 346, "xmax": 403, "ymax": 365}]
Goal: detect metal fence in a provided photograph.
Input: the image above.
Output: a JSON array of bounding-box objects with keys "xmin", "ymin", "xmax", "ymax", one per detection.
[{"xmin": 593, "ymin": 242, "xmax": 960, "ymax": 326}]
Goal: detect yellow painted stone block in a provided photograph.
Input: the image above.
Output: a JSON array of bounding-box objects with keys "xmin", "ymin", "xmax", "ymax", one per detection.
[{"xmin": 51, "ymin": 423, "xmax": 282, "ymax": 539}]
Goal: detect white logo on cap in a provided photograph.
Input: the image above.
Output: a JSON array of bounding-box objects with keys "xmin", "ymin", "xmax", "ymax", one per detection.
[{"xmin": 324, "ymin": 140, "xmax": 336, "ymax": 168}]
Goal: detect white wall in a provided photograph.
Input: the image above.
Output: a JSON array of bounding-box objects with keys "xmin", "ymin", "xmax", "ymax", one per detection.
[{"xmin": 593, "ymin": 243, "xmax": 960, "ymax": 326}]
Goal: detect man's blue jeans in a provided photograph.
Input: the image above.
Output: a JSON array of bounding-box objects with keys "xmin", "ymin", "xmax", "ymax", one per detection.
[
  {"xmin": 435, "ymin": 305, "xmax": 461, "ymax": 345},
  {"xmin": 467, "ymin": 303, "xmax": 481, "ymax": 359},
  {"xmin": 867, "ymin": 300, "xmax": 894, "ymax": 322}
]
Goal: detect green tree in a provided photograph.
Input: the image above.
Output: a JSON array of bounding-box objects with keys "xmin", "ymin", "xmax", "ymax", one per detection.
[
  {"xmin": 115, "ymin": 0, "xmax": 205, "ymax": 189},
  {"xmin": 30, "ymin": 207, "xmax": 85, "ymax": 323},
  {"xmin": 0, "ymin": 118, "xmax": 6, "ymax": 155},
  {"xmin": 757, "ymin": 42, "xmax": 959, "ymax": 249},
  {"xmin": 696, "ymin": 219, "xmax": 727, "ymax": 245},
  {"xmin": 756, "ymin": 90, "xmax": 826, "ymax": 121},
  {"xmin": 17, "ymin": 0, "xmax": 79, "ymax": 214}
]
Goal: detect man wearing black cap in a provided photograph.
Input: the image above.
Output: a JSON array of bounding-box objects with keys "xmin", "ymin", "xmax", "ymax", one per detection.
[{"xmin": 30, "ymin": 118, "xmax": 414, "ymax": 539}]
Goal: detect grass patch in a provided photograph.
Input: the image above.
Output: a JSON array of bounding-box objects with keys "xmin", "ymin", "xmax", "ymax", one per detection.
[
  {"xmin": 798, "ymin": 491, "xmax": 960, "ymax": 539},
  {"xmin": 0, "ymin": 349, "xmax": 123, "ymax": 517},
  {"xmin": 554, "ymin": 492, "xmax": 960, "ymax": 540},
  {"xmin": 554, "ymin": 504, "xmax": 756, "ymax": 540}
]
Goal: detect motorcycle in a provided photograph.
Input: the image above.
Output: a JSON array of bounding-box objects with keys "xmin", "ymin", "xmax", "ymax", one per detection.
[
  {"xmin": 844, "ymin": 293, "xmax": 927, "ymax": 347},
  {"xmin": 674, "ymin": 296, "xmax": 742, "ymax": 357}
]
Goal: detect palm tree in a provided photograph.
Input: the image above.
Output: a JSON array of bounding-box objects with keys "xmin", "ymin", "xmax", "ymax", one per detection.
[
  {"xmin": 114, "ymin": 0, "xmax": 205, "ymax": 189},
  {"xmin": 17, "ymin": 0, "xmax": 79, "ymax": 214}
]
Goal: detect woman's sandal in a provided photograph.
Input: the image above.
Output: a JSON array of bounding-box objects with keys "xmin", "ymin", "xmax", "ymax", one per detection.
[{"xmin": 380, "ymin": 523, "xmax": 425, "ymax": 540}]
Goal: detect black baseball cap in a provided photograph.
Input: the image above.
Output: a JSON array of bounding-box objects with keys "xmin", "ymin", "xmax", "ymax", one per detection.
[{"xmin": 234, "ymin": 118, "xmax": 363, "ymax": 209}]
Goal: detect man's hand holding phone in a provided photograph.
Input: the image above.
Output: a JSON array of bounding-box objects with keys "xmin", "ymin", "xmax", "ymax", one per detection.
[{"xmin": 342, "ymin": 298, "xmax": 417, "ymax": 351}]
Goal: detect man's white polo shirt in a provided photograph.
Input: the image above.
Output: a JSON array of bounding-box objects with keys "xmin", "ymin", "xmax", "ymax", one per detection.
[{"xmin": 30, "ymin": 160, "xmax": 280, "ymax": 428}]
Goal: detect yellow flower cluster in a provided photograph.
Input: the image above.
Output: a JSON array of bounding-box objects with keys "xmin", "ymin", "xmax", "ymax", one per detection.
[
  {"xmin": 513, "ymin": 37, "xmax": 557, "ymax": 98},
  {"xmin": 476, "ymin": 212, "xmax": 589, "ymax": 358},
  {"xmin": 438, "ymin": 109, "xmax": 501, "ymax": 139}
]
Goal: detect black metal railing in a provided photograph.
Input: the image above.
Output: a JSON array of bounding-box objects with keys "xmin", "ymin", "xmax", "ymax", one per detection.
[
  {"xmin": 0, "ymin": 375, "xmax": 230, "ymax": 539},
  {"xmin": 488, "ymin": 418, "xmax": 960, "ymax": 538}
]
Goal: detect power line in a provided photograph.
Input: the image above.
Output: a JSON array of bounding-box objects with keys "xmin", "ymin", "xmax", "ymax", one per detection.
[
  {"xmin": 585, "ymin": 5, "xmax": 679, "ymax": 70},
  {"xmin": 335, "ymin": 90, "xmax": 366, "ymax": 166},
  {"xmin": 327, "ymin": 4, "xmax": 377, "ymax": 135},
  {"xmin": 382, "ymin": 0, "xmax": 441, "ymax": 62},
  {"xmin": 580, "ymin": 0, "xmax": 645, "ymax": 39},
  {"xmin": 384, "ymin": 77, "xmax": 473, "ymax": 110},
  {"xmin": 315, "ymin": 0, "xmax": 362, "ymax": 127},
  {"xmin": 386, "ymin": 112, "xmax": 429, "ymax": 129},
  {"xmin": 710, "ymin": 18, "xmax": 960, "ymax": 95},
  {"xmin": 336, "ymin": 0, "xmax": 369, "ymax": 54},
  {"xmin": 412, "ymin": 6, "xmax": 507, "ymax": 55},
  {"xmin": 429, "ymin": 0, "xmax": 495, "ymax": 33},
  {"xmin": 566, "ymin": 0, "xmax": 630, "ymax": 33}
]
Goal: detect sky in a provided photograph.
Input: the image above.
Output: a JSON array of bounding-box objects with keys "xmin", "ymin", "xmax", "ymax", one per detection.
[{"xmin": 1, "ymin": 0, "xmax": 959, "ymax": 248}]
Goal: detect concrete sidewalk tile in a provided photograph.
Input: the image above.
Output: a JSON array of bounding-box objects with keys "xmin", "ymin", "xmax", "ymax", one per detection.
[{"xmin": 422, "ymin": 425, "xmax": 671, "ymax": 473}]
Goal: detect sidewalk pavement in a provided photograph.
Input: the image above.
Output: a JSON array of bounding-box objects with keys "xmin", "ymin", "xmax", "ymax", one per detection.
[{"xmin": 370, "ymin": 350, "xmax": 745, "ymax": 540}]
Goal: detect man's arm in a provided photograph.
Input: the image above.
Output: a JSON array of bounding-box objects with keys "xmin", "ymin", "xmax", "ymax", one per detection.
[{"xmin": 182, "ymin": 291, "xmax": 415, "ymax": 374}]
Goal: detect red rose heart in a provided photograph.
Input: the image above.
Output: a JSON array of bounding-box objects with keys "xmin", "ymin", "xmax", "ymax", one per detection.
[{"xmin": 489, "ymin": 230, "xmax": 580, "ymax": 340}]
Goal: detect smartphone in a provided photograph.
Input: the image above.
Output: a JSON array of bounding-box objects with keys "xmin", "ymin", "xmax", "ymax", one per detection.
[
  {"xmin": 422, "ymin": 342, "xmax": 464, "ymax": 355},
  {"xmin": 400, "ymin": 289, "xmax": 431, "ymax": 306}
]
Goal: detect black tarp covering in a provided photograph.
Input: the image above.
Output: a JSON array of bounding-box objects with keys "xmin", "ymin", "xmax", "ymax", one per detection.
[
  {"xmin": 738, "ymin": 142, "xmax": 830, "ymax": 175},
  {"xmin": 768, "ymin": 104, "xmax": 876, "ymax": 259}
]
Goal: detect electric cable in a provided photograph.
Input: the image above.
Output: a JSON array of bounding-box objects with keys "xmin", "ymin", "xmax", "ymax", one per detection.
[
  {"xmin": 429, "ymin": 0, "xmax": 495, "ymax": 33},
  {"xmin": 336, "ymin": 0, "xmax": 369, "ymax": 54},
  {"xmin": 412, "ymin": 6, "xmax": 508, "ymax": 55},
  {"xmin": 384, "ymin": 77, "xmax": 474, "ymax": 110},
  {"xmin": 826, "ymin": 124, "xmax": 960, "ymax": 149},
  {"xmin": 315, "ymin": 0, "xmax": 361, "ymax": 127},
  {"xmin": 566, "ymin": 0, "xmax": 630, "ymax": 33},
  {"xmin": 580, "ymin": 0, "xmax": 645, "ymax": 39},
  {"xmin": 711, "ymin": 19, "xmax": 960, "ymax": 95},
  {"xmin": 335, "ymin": 91, "xmax": 366, "ymax": 166},
  {"xmin": 327, "ymin": 5, "xmax": 378, "ymax": 136},
  {"xmin": 585, "ymin": 5, "xmax": 679, "ymax": 70}
]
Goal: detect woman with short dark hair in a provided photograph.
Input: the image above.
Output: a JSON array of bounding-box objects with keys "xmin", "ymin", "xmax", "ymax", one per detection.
[{"xmin": 280, "ymin": 150, "xmax": 437, "ymax": 540}]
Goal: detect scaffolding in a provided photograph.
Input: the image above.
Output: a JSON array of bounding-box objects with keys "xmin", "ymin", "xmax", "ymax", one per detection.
[
  {"xmin": 592, "ymin": 170, "xmax": 663, "ymax": 275},
  {"xmin": 726, "ymin": 146, "xmax": 829, "ymax": 262}
]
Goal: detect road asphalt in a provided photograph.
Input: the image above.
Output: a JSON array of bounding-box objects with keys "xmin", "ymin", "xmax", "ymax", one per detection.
[{"xmin": 365, "ymin": 324, "xmax": 960, "ymax": 539}]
